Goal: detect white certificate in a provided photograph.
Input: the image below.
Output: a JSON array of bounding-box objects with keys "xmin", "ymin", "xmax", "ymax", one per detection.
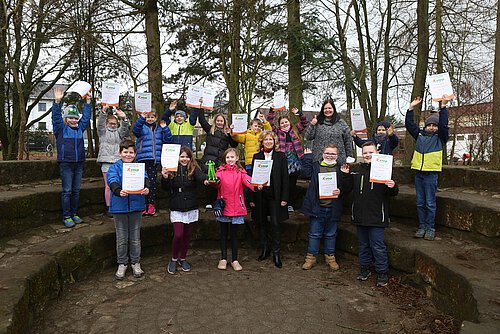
[
  {"xmin": 427, "ymin": 72, "xmax": 455, "ymax": 102},
  {"xmin": 122, "ymin": 163, "xmax": 145, "ymax": 194},
  {"xmin": 318, "ymin": 172, "xmax": 338, "ymax": 199},
  {"xmin": 67, "ymin": 81, "xmax": 92, "ymax": 99},
  {"xmin": 201, "ymin": 88, "xmax": 216, "ymax": 110},
  {"xmin": 369, "ymin": 154, "xmax": 393, "ymax": 183},
  {"xmin": 161, "ymin": 144, "xmax": 181, "ymax": 171},
  {"xmin": 135, "ymin": 92, "xmax": 152, "ymax": 113},
  {"xmin": 186, "ymin": 85, "xmax": 203, "ymax": 108},
  {"xmin": 350, "ymin": 109, "xmax": 367, "ymax": 133},
  {"xmin": 232, "ymin": 114, "xmax": 248, "ymax": 134},
  {"xmin": 101, "ymin": 81, "xmax": 120, "ymax": 106},
  {"xmin": 273, "ymin": 89, "xmax": 286, "ymax": 111},
  {"xmin": 251, "ymin": 160, "xmax": 273, "ymax": 186}
]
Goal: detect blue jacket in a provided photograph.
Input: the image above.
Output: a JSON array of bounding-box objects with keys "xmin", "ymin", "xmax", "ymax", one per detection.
[
  {"xmin": 107, "ymin": 160, "xmax": 147, "ymax": 213},
  {"xmin": 162, "ymin": 107, "xmax": 198, "ymax": 148},
  {"xmin": 300, "ymin": 153, "xmax": 343, "ymax": 218},
  {"xmin": 52, "ymin": 102, "xmax": 91, "ymax": 162},
  {"xmin": 132, "ymin": 116, "xmax": 173, "ymax": 163},
  {"xmin": 353, "ymin": 134, "xmax": 399, "ymax": 155}
]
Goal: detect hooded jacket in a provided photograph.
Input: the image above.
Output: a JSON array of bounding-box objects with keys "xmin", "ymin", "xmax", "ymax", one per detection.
[
  {"xmin": 52, "ymin": 101, "xmax": 92, "ymax": 163},
  {"xmin": 211, "ymin": 164, "xmax": 254, "ymax": 217},
  {"xmin": 132, "ymin": 116, "xmax": 173, "ymax": 163},
  {"xmin": 162, "ymin": 107, "xmax": 198, "ymax": 149},
  {"xmin": 107, "ymin": 160, "xmax": 148, "ymax": 213}
]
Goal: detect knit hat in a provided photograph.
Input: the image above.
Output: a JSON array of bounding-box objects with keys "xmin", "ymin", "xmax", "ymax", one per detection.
[
  {"xmin": 377, "ymin": 121, "xmax": 391, "ymax": 129},
  {"xmin": 63, "ymin": 105, "xmax": 79, "ymax": 119},
  {"xmin": 174, "ymin": 110, "xmax": 186, "ymax": 119},
  {"xmin": 425, "ymin": 114, "xmax": 439, "ymax": 127}
]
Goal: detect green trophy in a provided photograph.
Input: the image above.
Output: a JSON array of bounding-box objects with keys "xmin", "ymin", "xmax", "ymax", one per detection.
[{"xmin": 206, "ymin": 160, "xmax": 217, "ymax": 183}]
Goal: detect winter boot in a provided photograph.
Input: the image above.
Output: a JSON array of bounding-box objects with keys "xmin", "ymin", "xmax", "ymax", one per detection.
[
  {"xmin": 324, "ymin": 254, "xmax": 340, "ymax": 271},
  {"xmin": 302, "ymin": 253, "xmax": 316, "ymax": 270}
]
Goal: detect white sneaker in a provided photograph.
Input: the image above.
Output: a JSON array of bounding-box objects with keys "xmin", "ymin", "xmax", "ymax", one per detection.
[
  {"xmin": 115, "ymin": 264, "xmax": 127, "ymax": 280},
  {"xmin": 131, "ymin": 263, "xmax": 144, "ymax": 278},
  {"xmin": 287, "ymin": 205, "xmax": 294, "ymax": 212},
  {"xmin": 205, "ymin": 204, "xmax": 213, "ymax": 210}
]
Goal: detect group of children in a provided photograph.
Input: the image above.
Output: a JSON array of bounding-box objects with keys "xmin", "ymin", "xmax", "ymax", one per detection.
[{"xmin": 52, "ymin": 90, "xmax": 449, "ymax": 286}]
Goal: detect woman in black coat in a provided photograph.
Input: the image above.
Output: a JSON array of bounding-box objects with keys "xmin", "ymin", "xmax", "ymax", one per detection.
[
  {"xmin": 198, "ymin": 110, "xmax": 238, "ymax": 208},
  {"xmin": 250, "ymin": 130, "xmax": 289, "ymax": 268}
]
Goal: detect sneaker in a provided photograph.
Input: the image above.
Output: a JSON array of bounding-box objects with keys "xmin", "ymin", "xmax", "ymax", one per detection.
[
  {"xmin": 147, "ymin": 204, "xmax": 156, "ymax": 215},
  {"xmin": 167, "ymin": 260, "xmax": 177, "ymax": 274},
  {"xmin": 231, "ymin": 260, "xmax": 243, "ymax": 271},
  {"xmin": 217, "ymin": 259, "xmax": 227, "ymax": 270},
  {"xmin": 424, "ymin": 229, "xmax": 435, "ymax": 241},
  {"xmin": 178, "ymin": 259, "xmax": 191, "ymax": 272},
  {"xmin": 131, "ymin": 263, "xmax": 144, "ymax": 278},
  {"xmin": 414, "ymin": 228, "xmax": 426, "ymax": 238},
  {"xmin": 71, "ymin": 215, "xmax": 83, "ymax": 224},
  {"xmin": 287, "ymin": 205, "xmax": 294, "ymax": 213},
  {"xmin": 115, "ymin": 264, "xmax": 127, "ymax": 280},
  {"xmin": 377, "ymin": 273, "xmax": 389, "ymax": 287},
  {"xmin": 63, "ymin": 216, "xmax": 75, "ymax": 228},
  {"xmin": 356, "ymin": 266, "xmax": 371, "ymax": 281},
  {"xmin": 205, "ymin": 204, "xmax": 213, "ymax": 210}
]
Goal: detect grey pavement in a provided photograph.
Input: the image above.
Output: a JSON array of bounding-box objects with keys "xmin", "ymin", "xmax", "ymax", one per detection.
[{"xmin": 32, "ymin": 249, "xmax": 450, "ymax": 334}]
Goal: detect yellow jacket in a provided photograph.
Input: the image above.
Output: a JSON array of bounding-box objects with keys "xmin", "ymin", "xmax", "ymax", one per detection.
[{"xmin": 232, "ymin": 121, "xmax": 271, "ymax": 165}]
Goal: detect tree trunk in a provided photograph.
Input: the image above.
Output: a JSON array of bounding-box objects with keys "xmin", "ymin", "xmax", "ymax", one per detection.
[
  {"xmin": 404, "ymin": 0, "xmax": 429, "ymax": 164},
  {"xmin": 435, "ymin": 0, "xmax": 448, "ymax": 164},
  {"xmin": 228, "ymin": 0, "xmax": 242, "ymax": 116},
  {"xmin": 335, "ymin": 0, "xmax": 353, "ymax": 110},
  {"xmin": 144, "ymin": 0, "xmax": 164, "ymax": 117},
  {"xmin": 287, "ymin": 0, "xmax": 302, "ymax": 111},
  {"xmin": 492, "ymin": 0, "xmax": 500, "ymax": 168},
  {"xmin": 0, "ymin": 0, "xmax": 8, "ymax": 160},
  {"xmin": 379, "ymin": 0, "xmax": 392, "ymax": 122}
]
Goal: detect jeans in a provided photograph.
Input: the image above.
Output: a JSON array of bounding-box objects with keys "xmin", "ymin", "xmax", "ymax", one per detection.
[
  {"xmin": 356, "ymin": 226, "xmax": 388, "ymax": 273},
  {"xmin": 307, "ymin": 205, "xmax": 340, "ymax": 256},
  {"xmin": 415, "ymin": 171, "xmax": 438, "ymax": 231},
  {"xmin": 59, "ymin": 162, "xmax": 84, "ymax": 218},
  {"xmin": 114, "ymin": 212, "xmax": 142, "ymax": 264}
]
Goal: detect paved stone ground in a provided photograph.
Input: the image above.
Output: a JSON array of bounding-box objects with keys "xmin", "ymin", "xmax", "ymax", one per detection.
[{"xmin": 31, "ymin": 249, "xmax": 455, "ymax": 334}]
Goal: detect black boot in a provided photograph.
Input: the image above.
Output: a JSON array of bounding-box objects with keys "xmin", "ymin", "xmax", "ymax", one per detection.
[
  {"xmin": 258, "ymin": 247, "xmax": 271, "ymax": 261},
  {"xmin": 273, "ymin": 254, "xmax": 282, "ymax": 268}
]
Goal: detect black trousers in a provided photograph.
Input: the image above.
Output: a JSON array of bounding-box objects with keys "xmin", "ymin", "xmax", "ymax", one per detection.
[
  {"xmin": 256, "ymin": 191, "xmax": 281, "ymax": 255},
  {"xmin": 220, "ymin": 222, "xmax": 239, "ymax": 262}
]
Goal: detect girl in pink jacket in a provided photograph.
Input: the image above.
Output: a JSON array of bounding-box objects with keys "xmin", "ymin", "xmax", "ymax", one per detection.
[{"xmin": 211, "ymin": 148, "xmax": 254, "ymax": 271}]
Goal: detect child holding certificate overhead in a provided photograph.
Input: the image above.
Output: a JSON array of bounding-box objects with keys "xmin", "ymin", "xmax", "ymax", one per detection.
[
  {"xmin": 351, "ymin": 121, "xmax": 399, "ymax": 155},
  {"xmin": 340, "ymin": 142, "xmax": 398, "ymax": 287},
  {"xmin": 300, "ymin": 145, "xmax": 343, "ymax": 271},
  {"xmin": 161, "ymin": 100, "xmax": 199, "ymax": 149},
  {"xmin": 210, "ymin": 148, "xmax": 254, "ymax": 271},
  {"xmin": 267, "ymin": 106, "xmax": 309, "ymax": 212},
  {"xmin": 107, "ymin": 139, "xmax": 150, "ymax": 280},
  {"xmin": 132, "ymin": 110, "xmax": 173, "ymax": 216},
  {"xmin": 161, "ymin": 147, "xmax": 209, "ymax": 275},
  {"xmin": 405, "ymin": 96, "xmax": 449, "ymax": 241}
]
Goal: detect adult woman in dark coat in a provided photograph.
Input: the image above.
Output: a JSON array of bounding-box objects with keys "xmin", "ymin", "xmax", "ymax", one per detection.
[{"xmin": 250, "ymin": 130, "xmax": 289, "ymax": 268}]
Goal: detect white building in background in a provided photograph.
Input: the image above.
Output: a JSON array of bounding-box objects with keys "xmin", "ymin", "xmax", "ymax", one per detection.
[{"xmin": 26, "ymin": 83, "xmax": 69, "ymax": 133}]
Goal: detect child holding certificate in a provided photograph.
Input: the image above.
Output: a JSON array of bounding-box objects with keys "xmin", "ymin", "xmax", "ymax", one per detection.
[
  {"xmin": 132, "ymin": 110, "xmax": 173, "ymax": 216},
  {"xmin": 210, "ymin": 148, "xmax": 254, "ymax": 271},
  {"xmin": 107, "ymin": 140, "xmax": 150, "ymax": 280},
  {"xmin": 97, "ymin": 106, "xmax": 130, "ymax": 216},
  {"xmin": 405, "ymin": 96, "xmax": 449, "ymax": 241},
  {"xmin": 250, "ymin": 131, "xmax": 289, "ymax": 268},
  {"xmin": 161, "ymin": 147, "xmax": 209, "ymax": 274},
  {"xmin": 351, "ymin": 121, "xmax": 399, "ymax": 155},
  {"xmin": 161, "ymin": 100, "xmax": 199, "ymax": 149},
  {"xmin": 300, "ymin": 145, "xmax": 343, "ymax": 271},
  {"xmin": 51, "ymin": 88, "xmax": 92, "ymax": 228},
  {"xmin": 267, "ymin": 107, "xmax": 309, "ymax": 212},
  {"xmin": 340, "ymin": 142, "xmax": 398, "ymax": 287}
]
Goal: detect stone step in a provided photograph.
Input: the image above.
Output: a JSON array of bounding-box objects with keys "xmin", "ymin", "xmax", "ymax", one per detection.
[{"xmin": 1, "ymin": 210, "xmax": 498, "ymax": 333}]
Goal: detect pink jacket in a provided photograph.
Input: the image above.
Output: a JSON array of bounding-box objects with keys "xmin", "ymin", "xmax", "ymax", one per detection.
[{"xmin": 213, "ymin": 164, "xmax": 254, "ymax": 217}]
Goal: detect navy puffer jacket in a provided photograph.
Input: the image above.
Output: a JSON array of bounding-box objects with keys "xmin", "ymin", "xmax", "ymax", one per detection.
[{"xmin": 132, "ymin": 116, "xmax": 173, "ymax": 163}]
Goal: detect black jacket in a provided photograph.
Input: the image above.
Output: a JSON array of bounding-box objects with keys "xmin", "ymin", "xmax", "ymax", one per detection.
[
  {"xmin": 161, "ymin": 165, "xmax": 207, "ymax": 212},
  {"xmin": 251, "ymin": 150, "xmax": 290, "ymax": 222},
  {"xmin": 341, "ymin": 163, "xmax": 398, "ymax": 227},
  {"xmin": 198, "ymin": 110, "xmax": 238, "ymax": 172}
]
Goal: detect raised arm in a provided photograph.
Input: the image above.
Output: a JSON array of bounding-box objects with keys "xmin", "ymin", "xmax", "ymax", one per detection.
[
  {"xmin": 78, "ymin": 100, "xmax": 92, "ymax": 132},
  {"xmin": 295, "ymin": 109, "xmax": 309, "ymax": 134},
  {"xmin": 116, "ymin": 110, "xmax": 130, "ymax": 139},
  {"xmin": 132, "ymin": 114, "xmax": 146, "ymax": 137},
  {"xmin": 303, "ymin": 116, "xmax": 317, "ymax": 140},
  {"xmin": 438, "ymin": 106, "xmax": 449, "ymax": 144},
  {"xmin": 188, "ymin": 108, "xmax": 199, "ymax": 126},
  {"xmin": 51, "ymin": 88, "xmax": 65, "ymax": 135},
  {"xmin": 404, "ymin": 97, "xmax": 422, "ymax": 140},
  {"xmin": 197, "ymin": 109, "xmax": 211, "ymax": 133},
  {"xmin": 161, "ymin": 100, "xmax": 176, "ymax": 125},
  {"xmin": 97, "ymin": 108, "xmax": 107, "ymax": 137}
]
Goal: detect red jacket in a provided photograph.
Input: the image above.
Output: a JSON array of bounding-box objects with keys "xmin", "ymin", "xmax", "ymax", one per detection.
[{"xmin": 213, "ymin": 164, "xmax": 253, "ymax": 217}]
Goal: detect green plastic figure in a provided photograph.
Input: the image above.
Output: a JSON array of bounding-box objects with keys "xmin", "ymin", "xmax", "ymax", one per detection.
[{"xmin": 206, "ymin": 160, "xmax": 217, "ymax": 182}]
